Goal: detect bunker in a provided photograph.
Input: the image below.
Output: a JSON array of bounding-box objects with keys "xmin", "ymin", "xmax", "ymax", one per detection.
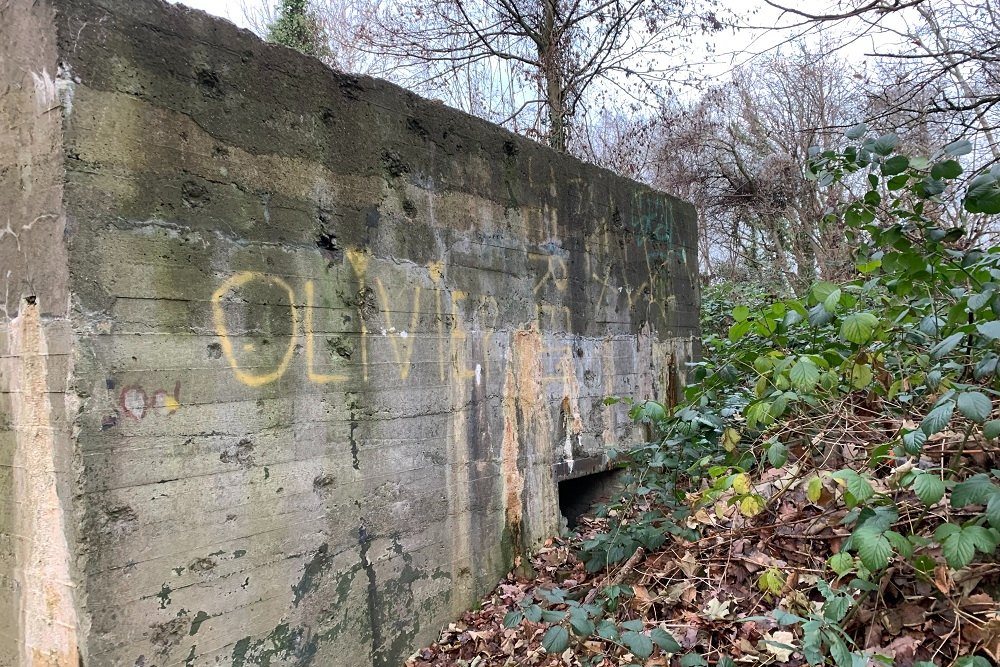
[{"xmin": 0, "ymin": 0, "xmax": 698, "ymax": 664}]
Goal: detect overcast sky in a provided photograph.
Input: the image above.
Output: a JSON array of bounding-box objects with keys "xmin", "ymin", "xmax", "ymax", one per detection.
[
  {"xmin": 164, "ymin": 0, "xmax": 885, "ymax": 80},
  {"xmin": 168, "ymin": 0, "xmax": 255, "ymax": 29},
  {"xmin": 168, "ymin": 0, "xmax": 787, "ymax": 45}
]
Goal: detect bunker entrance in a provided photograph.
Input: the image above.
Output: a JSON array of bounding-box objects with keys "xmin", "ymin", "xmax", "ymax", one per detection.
[{"xmin": 558, "ymin": 469, "xmax": 622, "ymax": 529}]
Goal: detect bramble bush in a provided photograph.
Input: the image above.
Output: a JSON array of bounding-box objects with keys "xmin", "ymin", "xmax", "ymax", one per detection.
[{"xmin": 511, "ymin": 128, "xmax": 1000, "ymax": 666}]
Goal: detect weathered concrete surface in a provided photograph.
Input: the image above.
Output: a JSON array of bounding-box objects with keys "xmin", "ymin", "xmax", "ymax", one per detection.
[
  {"xmin": 0, "ymin": 0, "xmax": 699, "ymax": 664},
  {"xmin": 0, "ymin": 2, "xmax": 82, "ymax": 666}
]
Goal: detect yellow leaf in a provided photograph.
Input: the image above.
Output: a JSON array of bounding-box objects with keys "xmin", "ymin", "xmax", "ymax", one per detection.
[
  {"xmin": 732, "ymin": 473, "xmax": 751, "ymax": 495},
  {"xmin": 807, "ymin": 476, "xmax": 823, "ymax": 504},
  {"xmin": 757, "ymin": 567, "xmax": 786, "ymax": 595},
  {"xmin": 722, "ymin": 427, "xmax": 741, "ymax": 452},
  {"xmin": 739, "ymin": 494, "xmax": 765, "ymax": 517}
]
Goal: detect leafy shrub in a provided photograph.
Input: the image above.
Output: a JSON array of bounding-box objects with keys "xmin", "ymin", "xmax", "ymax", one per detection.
[{"xmin": 525, "ymin": 129, "xmax": 1000, "ymax": 666}]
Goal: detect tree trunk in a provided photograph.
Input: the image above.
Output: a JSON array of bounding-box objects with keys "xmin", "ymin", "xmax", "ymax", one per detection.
[{"xmin": 539, "ymin": 0, "xmax": 567, "ymax": 152}]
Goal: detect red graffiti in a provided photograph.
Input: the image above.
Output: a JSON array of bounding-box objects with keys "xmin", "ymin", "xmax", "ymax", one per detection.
[{"xmin": 119, "ymin": 381, "xmax": 181, "ymax": 421}]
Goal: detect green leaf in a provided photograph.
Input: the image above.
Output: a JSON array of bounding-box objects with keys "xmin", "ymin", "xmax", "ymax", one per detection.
[
  {"xmin": 812, "ymin": 281, "xmax": 840, "ymax": 303},
  {"xmin": 679, "ymin": 654, "xmax": 708, "ymax": 667},
  {"xmin": 541, "ymin": 609, "xmax": 566, "ymax": 623},
  {"xmin": 774, "ymin": 609, "xmax": 806, "ymax": 625},
  {"xmin": 985, "ymin": 420, "xmax": 1000, "ymax": 440},
  {"xmin": 958, "ymin": 391, "xmax": 992, "ymax": 423},
  {"xmin": 965, "ymin": 525, "xmax": 998, "ymax": 553},
  {"xmin": 824, "ymin": 594, "xmax": 852, "ymax": 623},
  {"xmin": 845, "ymin": 123, "xmax": 867, "ymax": 139},
  {"xmin": 931, "ymin": 159, "xmax": 963, "ymax": 179},
  {"xmin": 854, "ymin": 526, "xmax": 893, "ymax": 571},
  {"xmin": 832, "ymin": 469, "xmax": 875, "ymax": 503},
  {"xmin": 789, "ymin": 357, "xmax": 820, "ymax": 392},
  {"xmin": 541, "ymin": 625, "xmax": 570, "ymax": 653},
  {"xmin": 986, "ymin": 494, "xmax": 1000, "ymax": 528},
  {"xmin": 568, "ymin": 608, "xmax": 594, "ymax": 636},
  {"xmin": 808, "ymin": 303, "xmax": 835, "ymax": 326},
  {"xmin": 885, "ymin": 530, "xmax": 913, "ymax": 559},
  {"xmin": 966, "ymin": 173, "xmax": 1000, "ymax": 214},
  {"xmin": 746, "ymin": 401, "xmax": 774, "ymax": 430},
  {"xmin": 829, "ymin": 552, "xmax": 854, "ymax": 576},
  {"xmin": 955, "ymin": 657, "xmax": 993, "ymax": 667},
  {"xmin": 945, "ymin": 138, "xmax": 973, "ymax": 156},
  {"xmin": 917, "ymin": 177, "xmax": 946, "ymax": 197},
  {"xmin": 828, "ymin": 632, "xmax": 851, "ymax": 667},
  {"xmin": 767, "ymin": 440, "xmax": 788, "ymax": 467},
  {"xmin": 651, "ymin": 627, "xmax": 682, "ymax": 653},
  {"xmin": 977, "ymin": 320, "xmax": 1000, "ymax": 340},
  {"xmin": 902, "ymin": 428, "xmax": 927, "ymax": 454},
  {"xmin": 728, "ymin": 319, "xmax": 751, "ymax": 342},
  {"xmin": 912, "ymin": 472, "xmax": 946, "ymax": 505},
  {"xmin": 873, "ymin": 133, "xmax": 899, "ymax": 156},
  {"xmin": 920, "ymin": 400, "xmax": 955, "ymax": 436},
  {"xmin": 718, "ymin": 657, "xmax": 736, "ymax": 667},
  {"xmin": 503, "ymin": 610, "xmax": 524, "ymax": 628},
  {"xmin": 732, "ymin": 305, "xmax": 751, "ymax": 322},
  {"xmin": 969, "ymin": 290, "xmax": 994, "ymax": 311},
  {"xmin": 882, "ymin": 155, "xmax": 909, "ymax": 175},
  {"xmin": 938, "ymin": 525, "xmax": 977, "ymax": 569},
  {"xmin": 524, "ymin": 604, "xmax": 543, "ymax": 623},
  {"xmin": 849, "ymin": 363, "xmax": 874, "ymax": 389},
  {"xmin": 596, "ymin": 620, "xmax": 619, "ymax": 641},
  {"xmin": 952, "ymin": 474, "xmax": 1000, "ymax": 507},
  {"xmin": 929, "ymin": 332, "xmax": 964, "ymax": 359},
  {"xmin": 823, "ymin": 288, "xmax": 842, "ymax": 313},
  {"xmin": 622, "ymin": 631, "xmax": 653, "ymax": 659},
  {"xmin": 840, "ymin": 312, "xmax": 878, "ymax": 344},
  {"xmin": 887, "ymin": 174, "xmax": 910, "ymax": 191}
]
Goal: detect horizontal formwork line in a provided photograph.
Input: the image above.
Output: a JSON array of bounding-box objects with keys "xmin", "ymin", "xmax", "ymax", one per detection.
[{"xmin": 77, "ymin": 453, "xmax": 509, "ymax": 498}]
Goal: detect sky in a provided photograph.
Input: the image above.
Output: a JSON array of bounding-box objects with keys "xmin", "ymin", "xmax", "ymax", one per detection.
[
  {"xmin": 168, "ymin": 0, "xmax": 790, "ymax": 48},
  {"xmin": 167, "ymin": 0, "xmax": 255, "ymax": 30},
  {"xmin": 164, "ymin": 0, "xmax": 892, "ymax": 85}
]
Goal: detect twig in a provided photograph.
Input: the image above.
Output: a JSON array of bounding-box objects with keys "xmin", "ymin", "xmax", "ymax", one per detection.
[{"xmin": 584, "ymin": 547, "xmax": 646, "ymax": 605}]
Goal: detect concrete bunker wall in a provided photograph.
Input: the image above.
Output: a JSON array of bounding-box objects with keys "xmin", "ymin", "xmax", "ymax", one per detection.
[{"xmin": 0, "ymin": 0, "xmax": 699, "ymax": 664}]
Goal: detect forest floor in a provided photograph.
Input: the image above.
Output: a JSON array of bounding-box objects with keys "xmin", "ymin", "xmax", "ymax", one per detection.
[{"xmin": 406, "ymin": 437, "xmax": 1000, "ymax": 667}]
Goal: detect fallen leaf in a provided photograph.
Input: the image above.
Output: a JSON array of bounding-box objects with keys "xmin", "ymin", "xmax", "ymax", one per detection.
[
  {"xmin": 678, "ymin": 552, "xmax": 702, "ymax": 577},
  {"xmin": 702, "ymin": 597, "xmax": 732, "ymax": 621},
  {"xmin": 761, "ymin": 630, "xmax": 796, "ymax": 662},
  {"xmin": 933, "ymin": 565, "xmax": 952, "ymax": 594}
]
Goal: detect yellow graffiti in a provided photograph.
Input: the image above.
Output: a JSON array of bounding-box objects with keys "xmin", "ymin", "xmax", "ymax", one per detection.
[
  {"xmin": 304, "ymin": 281, "xmax": 347, "ymax": 384},
  {"xmin": 449, "ymin": 290, "xmax": 475, "ymax": 381},
  {"xmin": 537, "ymin": 303, "xmax": 572, "ymax": 331},
  {"xmin": 212, "ymin": 272, "xmax": 298, "ymax": 387},
  {"xmin": 374, "ymin": 278, "xmax": 421, "ymax": 381},
  {"xmin": 533, "ymin": 255, "xmax": 569, "ymax": 294},
  {"xmin": 429, "ymin": 261, "xmax": 447, "ymax": 382},
  {"xmin": 346, "ymin": 250, "xmax": 370, "ymax": 382}
]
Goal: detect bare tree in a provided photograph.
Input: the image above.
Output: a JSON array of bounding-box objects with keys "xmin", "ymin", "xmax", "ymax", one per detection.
[
  {"xmin": 654, "ymin": 43, "xmax": 861, "ymax": 289},
  {"xmin": 347, "ymin": 0, "xmax": 729, "ymax": 151},
  {"xmin": 763, "ymin": 0, "xmax": 1000, "ymax": 165}
]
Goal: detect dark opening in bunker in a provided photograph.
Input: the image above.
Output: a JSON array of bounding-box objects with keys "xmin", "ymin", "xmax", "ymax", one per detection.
[{"xmin": 558, "ymin": 469, "xmax": 622, "ymax": 529}]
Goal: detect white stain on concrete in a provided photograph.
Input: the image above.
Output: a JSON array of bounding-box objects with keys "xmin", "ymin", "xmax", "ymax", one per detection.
[
  {"xmin": 30, "ymin": 68, "xmax": 56, "ymax": 112},
  {"xmin": 55, "ymin": 63, "xmax": 76, "ymax": 116}
]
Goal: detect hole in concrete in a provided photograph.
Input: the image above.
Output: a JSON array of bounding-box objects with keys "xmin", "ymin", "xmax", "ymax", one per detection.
[{"xmin": 558, "ymin": 469, "xmax": 621, "ymax": 529}]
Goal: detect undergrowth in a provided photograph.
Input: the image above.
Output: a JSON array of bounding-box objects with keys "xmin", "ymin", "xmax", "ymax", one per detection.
[
  {"xmin": 410, "ymin": 129, "xmax": 1000, "ymax": 667},
  {"xmin": 519, "ymin": 129, "xmax": 1000, "ymax": 666}
]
